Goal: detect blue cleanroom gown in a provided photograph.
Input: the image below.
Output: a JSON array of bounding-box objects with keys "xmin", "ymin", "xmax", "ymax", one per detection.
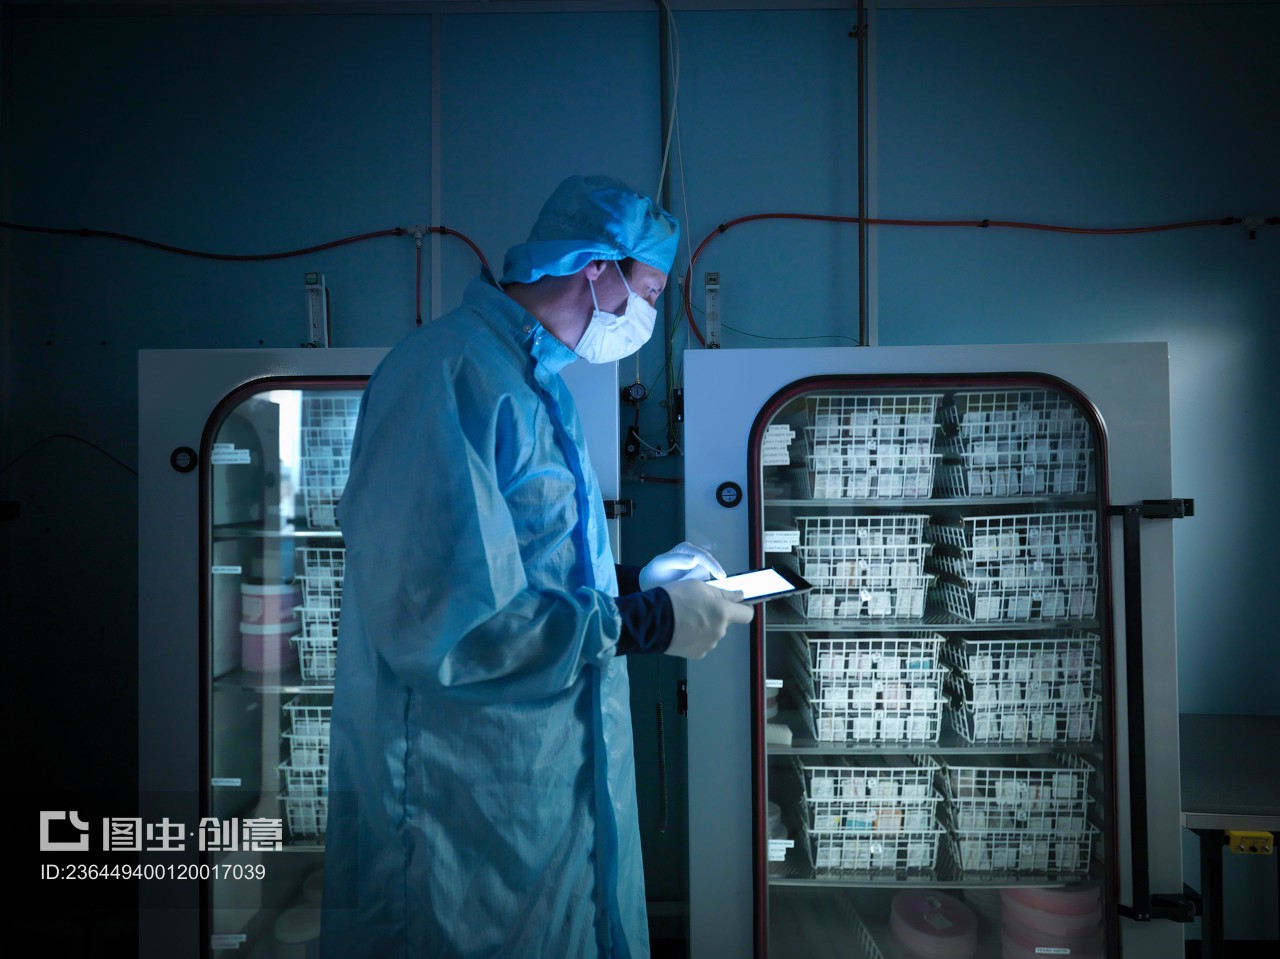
[{"xmin": 320, "ymin": 277, "xmax": 647, "ymax": 958}]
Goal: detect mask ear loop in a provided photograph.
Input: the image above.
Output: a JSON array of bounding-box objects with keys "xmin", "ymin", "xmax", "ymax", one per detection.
[{"xmin": 614, "ymin": 259, "xmax": 637, "ymax": 297}]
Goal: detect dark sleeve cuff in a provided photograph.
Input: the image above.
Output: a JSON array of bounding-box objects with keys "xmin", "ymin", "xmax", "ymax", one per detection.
[
  {"xmin": 614, "ymin": 588, "xmax": 674, "ymax": 656},
  {"xmin": 615, "ymin": 564, "xmax": 643, "ymax": 595}
]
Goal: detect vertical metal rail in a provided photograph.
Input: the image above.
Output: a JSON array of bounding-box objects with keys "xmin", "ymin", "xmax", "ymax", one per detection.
[
  {"xmin": 1118, "ymin": 506, "xmax": 1154, "ymax": 916},
  {"xmin": 855, "ymin": 0, "xmax": 868, "ymax": 347},
  {"xmin": 657, "ymin": 8, "xmax": 678, "ymax": 449},
  {"xmin": 1196, "ymin": 828, "xmax": 1225, "ymax": 958},
  {"xmin": 430, "ymin": 13, "xmax": 443, "ymax": 322},
  {"xmin": 1112, "ymin": 500, "xmax": 1196, "ymax": 925}
]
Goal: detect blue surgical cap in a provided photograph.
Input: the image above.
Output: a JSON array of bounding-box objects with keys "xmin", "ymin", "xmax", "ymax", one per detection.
[{"xmin": 501, "ymin": 175, "xmax": 680, "ymax": 285}]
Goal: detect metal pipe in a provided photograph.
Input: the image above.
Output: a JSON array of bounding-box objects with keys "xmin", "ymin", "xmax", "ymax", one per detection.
[{"xmin": 856, "ymin": 0, "xmax": 869, "ymax": 347}]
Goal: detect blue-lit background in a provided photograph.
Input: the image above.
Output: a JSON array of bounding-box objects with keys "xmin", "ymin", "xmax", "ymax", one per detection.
[{"xmin": 3, "ymin": 0, "xmax": 1275, "ymax": 948}]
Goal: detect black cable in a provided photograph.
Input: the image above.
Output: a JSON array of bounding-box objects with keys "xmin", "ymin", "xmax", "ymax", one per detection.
[
  {"xmin": 1, "ymin": 433, "xmax": 138, "ymax": 477},
  {"xmin": 0, "ymin": 220, "xmax": 403, "ymax": 261},
  {"xmin": 722, "ymin": 322, "xmax": 861, "ymax": 345},
  {"xmin": 655, "ymin": 700, "xmax": 669, "ymax": 834}
]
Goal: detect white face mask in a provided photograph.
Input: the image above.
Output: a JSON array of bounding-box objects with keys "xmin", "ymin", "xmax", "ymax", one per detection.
[{"xmin": 574, "ymin": 261, "xmax": 658, "ymax": 364}]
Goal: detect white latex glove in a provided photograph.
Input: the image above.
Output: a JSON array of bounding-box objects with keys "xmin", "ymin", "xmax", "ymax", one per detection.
[
  {"xmin": 661, "ymin": 579, "xmax": 755, "ymax": 660},
  {"xmin": 639, "ymin": 542, "xmax": 727, "ymax": 592}
]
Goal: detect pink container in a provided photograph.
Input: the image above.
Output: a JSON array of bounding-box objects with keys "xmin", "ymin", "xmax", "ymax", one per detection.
[
  {"xmin": 240, "ymin": 620, "xmax": 299, "ymax": 673},
  {"xmin": 1001, "ymin": 892, "xmax": 1102, "ymax": 938},
  {"xmin": 891, "ymin": 891, "xmax": 977, "ymax": 959},
  {"xmin": 1001, "ymin": 912, "xmax": 1104, "ymax": 959},
  {"xmin": 241, "ymin": 582, "xmax": 303, "ymax": 626},
  {"xmin": 1001, "ymin": 883, "xmax": 1101, "ymax": 916}
]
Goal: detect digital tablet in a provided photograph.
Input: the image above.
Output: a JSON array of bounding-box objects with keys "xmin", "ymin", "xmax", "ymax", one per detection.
[{"xmin": 706, "ymin": 566, "xmax": 813, "ymax": 605}]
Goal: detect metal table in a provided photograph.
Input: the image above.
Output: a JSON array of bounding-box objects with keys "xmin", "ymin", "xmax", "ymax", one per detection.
[{"xmin": 1180, "ymin": 714, "xmax": 1280, "ymax": 957}]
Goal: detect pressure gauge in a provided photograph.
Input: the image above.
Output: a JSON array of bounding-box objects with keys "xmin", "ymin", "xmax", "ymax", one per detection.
[{"xmin": 622, "ymin": 382, "xmax": 648, "ymax": 405}]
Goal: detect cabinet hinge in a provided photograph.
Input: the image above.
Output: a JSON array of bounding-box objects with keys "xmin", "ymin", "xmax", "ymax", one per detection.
[
  {"xmin": 1109, "ymin": 498, "xmax": 1194, "ymax": 520},
  {"xmin": 604, "ymin": 498, "xmax": 634, "ymax": 520}
]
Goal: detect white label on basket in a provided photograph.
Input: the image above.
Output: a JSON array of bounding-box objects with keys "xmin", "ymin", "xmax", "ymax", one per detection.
[
  {"xmin": 210, "ymin": 444, "xmax": 252, "ymax": 465},
  {"xmin": 210, "ymin": 934, "xmax": 247, "ymax": 950},
  {"xmin": 211, "ymin": 565, "xmax": 242, "ymax": 575},
  {"xmin": 210, "ymin": 778, "xmax": 242, "ymax": 787},
  {"xmin": 1034, "ymin": 950, "xmax": 1071, "ymax": 956},
  {"xmin": 763, "ymin": 530, "xmax": 800, "ymax": 552},
  {"xmin": 765, "ymin": 679, "xmax": 784, "ymax": 689},
  {"xmin": 768, "ymin": 839, "xmax": 794, "ymax": 861}
]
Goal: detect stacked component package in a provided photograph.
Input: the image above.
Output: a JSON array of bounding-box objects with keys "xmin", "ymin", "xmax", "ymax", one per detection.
[
  {"xmin": 805, "ymin": 757, "xmax": 943, "ymax": 876},
  {"xmin": 937, "ymin": 390, "xmax": 1093, "ymax": 498},
  {"xmin": 796, "ymin": 515, "xmax": 933, "ymax": 619},
  {"xmin": 293, "ymin": 546, "xmax": 345, "ymax": 683},
  {"xmin": 806, "ymin": 633, "xmax": 947, "ymax": 744},
  {"xmin": 938, "ymin": 753, "xmax": 1097, "ymax": 879},
  {"xmin": 278, "ymin": 694, "xmax": 331, "ymax": 841},
  {"xmin": 944, "ymin": 633, "xmax": 1101, "ymax": 744},
  {"xmin": 928, "ymin": 511, "xmax": 1097, "ymax": 622},
  {"xmin": 297, "ymin": 394, "xmax": 360, "ymax": 528},
  {"xmin": 805, "ymin": 394, "xmax": 942, "ymax": 499}
]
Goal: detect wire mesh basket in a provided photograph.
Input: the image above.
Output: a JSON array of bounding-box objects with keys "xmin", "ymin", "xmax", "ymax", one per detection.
[
  {"xmin": 928, "ymin": 511, "xmax": 1097, "ymax": 622},
  {"xmin": 805, "ymin": 757, "xmax": 944, "ymax": 874},
  {"xmin": 946, "ymin": 694, "xmax": 1100, "ymax": 745},
  {"xmin": 291, "ymin": 635, "xmax": 338, "ymax": 683},
  {"xmin": 945, "ymin": 827, "xmax": 1097, "ymax": 878},
  {"xmin": 298, "ymin": 545, "xmax": 346, "ymax": 579},
  {"xmin": 808, "ymin": 635, "xmax": 947, "ymax": 743},
  {"xmin": 278, "ymin": 760, "xmax": 328, "ymax": 798},
  {"xmin": 283, "ymin": 729, "xmax": 330, "ymax": 768},
  {"xmin": 936, "ymin": 753, "xmax": 1094, "ymax": 815},
  {"xmin": 938, "ymin": 753, "xmax": 1095, "ymax": 877},
  {"xmin": 282, "ymin": 694, "xmax": 332, "ymax": 739},
  {"xmin": 297, "ymin": 395, "xmax": 360, "ymax": 529},
  {"xmin": 812, "ymin": 829, "xmax": 945, "ymax": 876},
  {"xmin": 936, "ymin": 753, "xmax": 1095, "ymax": 878},
  {"xmin": 804, "ymin": 394, "xmax": 943, "ymax": 499},
  {"xmin": 296, "ymin": 546, "xmax": 345, "ymax": 609},
  {"xmin": 279, "ymin": 795, "xmax": 328, "ymax": 840},
  {"xmin": 943, "ymin": 633, "xmax": 1099, "ymax": 688},
  {"xmin": 806, "ymin": 756, "xmax": 939, "ymax": 801},
  {"xmin": 943, "ymin": 632, "xmax": 1101, "ymax": 743},
  {"xmin": 296, "ymin": 606, "xmax": 339, "ymax": 639},
  {"xmin": 301, "ymin": 394, "xmax": 361, "ymax": 433},
  {"xmin": 297, "ymin": 575, "xmax": 343, "ymax": 614},
  {"xmin": 937, "ymin": 390, "xmax": 1095, "ymax": 498},
  {"xmin": 297, "ymin": 453, "xmax": 351, "ymax": 529},
  {"xmin": 279, "ymin": 685, "xmax": 333, "ymax": 840},
  {"xmin": 796, "ymin": 515, "xmax": 933, "ymax": 619},
  {"xmin": 277, "ymin": 759, "xmax": 328, "ymax": 840}
]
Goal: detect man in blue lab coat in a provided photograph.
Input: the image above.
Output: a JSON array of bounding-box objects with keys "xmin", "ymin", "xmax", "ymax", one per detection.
[{"xmin": 321, "ymin": 175, "xmax": 753, "ymax": 958}]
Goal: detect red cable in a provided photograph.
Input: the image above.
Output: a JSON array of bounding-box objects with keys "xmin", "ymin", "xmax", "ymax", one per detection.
[
  {"xmin": 0, "ymin": 213, "xmax": 1243, "ymax": 342},
  {"xmin": 678, "ymin": 213, "xmax": 1243, "ymax": 345},
  {"xmin": 426, "ymin": 225, "xmax": 491, "ymax": 274}
]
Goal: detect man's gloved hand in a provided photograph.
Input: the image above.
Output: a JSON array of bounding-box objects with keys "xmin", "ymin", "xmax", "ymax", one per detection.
[
  {"xmin": 639, "ymin": 542, "xmax": 726, "ymax": 592},
  {"xmin": 661, "ymin": 579, "xmax": 755, "ymax": 660}
]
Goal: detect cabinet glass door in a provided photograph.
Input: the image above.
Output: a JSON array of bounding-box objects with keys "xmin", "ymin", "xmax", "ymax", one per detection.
[
  {"xmin": 205, "ymin": 385, "xmax": 361, "ymax": 957},
  {"xmin": 755, "ymin": 381, "xmax": 1115, "ymax": 959}
]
